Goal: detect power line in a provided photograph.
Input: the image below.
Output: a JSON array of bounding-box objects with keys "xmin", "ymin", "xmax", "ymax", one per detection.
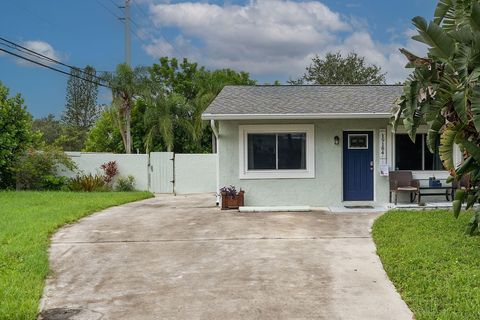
[
  {"xmin": 107, "ymin": 0, "xmax": 121, "ymax": 10},
  {"xmin": 0, "ymin": 36, "xmax": 106, "ymax": 81},
  {"xmin": 95, "ymin": 0, "xmax": 148, "ymax": 60},
  {"xmin": 132, "ymin": 0, "xmax": 148, "ymax": 18},
  {"xmin": 0, "ymin": 47, "xmax": 110, "ymax": 88},
  {"xmin": 94, "ymin": 0, "xmax": 180, "ymax": 58},
  {"xmin": 129, "ymin": 0, "xmax": 182, "ymax": 57},
  {"xmin": 94, "ymin": 0, "xmax": 122, "ymax": 20}
]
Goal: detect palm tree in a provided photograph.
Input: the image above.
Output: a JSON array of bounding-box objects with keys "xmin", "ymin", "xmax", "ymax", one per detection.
[
  {"xmin": 143, "ymin": 93, "xmax": 185, "ymax": 153},
  {"xmin": 104, "ymin": 64, "xmax": 147, "ymax": 153}
]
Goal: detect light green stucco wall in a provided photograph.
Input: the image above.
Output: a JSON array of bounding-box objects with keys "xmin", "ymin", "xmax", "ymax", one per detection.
[{"xmin": 218, "ymin": 119, "xmax": 391, "ymax": 207}]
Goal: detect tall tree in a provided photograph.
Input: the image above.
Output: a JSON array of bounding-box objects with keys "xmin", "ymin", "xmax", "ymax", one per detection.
[
  {"xmin": 32, "ymin": 114, "xmax": 62, "ymax": 145},
  {"xmin": 147, "ymin": 58, "xmax": 256, "ymax": 153},
  {"xmin": 289, "ymin": 52, "xmax": 386, "ymax": 85},
  {"xmin": 104, "ymin": 64, "xmax": 147, "ymax": 154},
  {"xmin": 0, "ymin": 82, "xmax": 38, "ymax": 188},
  {"xmin": 84, "ymin": 107, "xmax": 124, "ymax": 153},
  {"xmin": 62, "ymin": 65, "xmax": 100, "ymax": 129},
  {"xmin": 392, "ymin": 0, "xmax": 480, "ymax": 234}
]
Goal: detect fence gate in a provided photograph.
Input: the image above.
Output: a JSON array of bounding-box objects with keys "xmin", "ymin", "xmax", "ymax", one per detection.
[{"xmin": 149, "ymin": 152, "xmax": 174, "ymax": 193}]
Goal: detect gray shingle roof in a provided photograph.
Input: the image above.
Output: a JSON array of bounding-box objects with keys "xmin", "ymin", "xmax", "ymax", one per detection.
[{"xmin": 202, "ymin": 85, "xmax": 402, "ymax": 119}]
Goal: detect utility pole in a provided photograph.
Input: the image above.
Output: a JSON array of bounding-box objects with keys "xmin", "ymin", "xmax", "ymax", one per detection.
[{"xmin": 119, "ymin": 0, "xmax": 131, "ymax": 66}]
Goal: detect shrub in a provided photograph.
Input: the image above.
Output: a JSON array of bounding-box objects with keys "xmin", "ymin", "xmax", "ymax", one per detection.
[
  {"xmin": 14, "ymin": 146, "xmax": 76, "ymax": 190},
  {"xmin": 115, "ymin": 175, "xmax": 135, "ymax": 191},
  {"xmin": 41, "ymin": 175, "xmax": 70, "ymax": 191},
  {"xmin": 100, "ymin": 161, "xmax": 119, "ymax": 184},
  {"xmin": 68, "ymin": 173, "xmax": 107, "ymax": 192}
]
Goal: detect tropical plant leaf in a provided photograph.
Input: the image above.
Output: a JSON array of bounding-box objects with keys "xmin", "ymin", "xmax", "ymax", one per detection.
[
  {"xmin": 453, "ymin": 199, "xmax": 462, "ymax": 218},
  {"xmin": 426, "ymin": 114, "xmax": 445, "ymax": 152},
  {"xmin": 470, "ymin": 2, "xmax": 480, "ymax": 32},
  {"xmin": 390, "ymin": 101, "xmax": 404, "ymax": 132},
  {"xmin": 449, "ymin": 26, "xmax": 474, "ymax": 43},
  {"xmin": 456, "ymin": 189, "xmax": 467, "ymax": 202},
  {"xmin": 456, "ymin": 137, "xmax": 480, "ymax": 163},
  {"xmin": 466, "ymin": 210, "xmax": 480, "ymax": 235},
  {"xmin": 466, "ymin": 194, "xmax": 478, "ymax": 210},
  {"xmin": 412, "ymin": 16, "xmax": 455, "ymax": 59},
  {"xmin": 456, "ymin": 156, "xmax": 475, "ymax": 175},
  {"xmin": 434, "ymin": 0, "xmax": 453, "ymax": 25},
  {"xmin": 439, "ymin": 125, "xmax": 460, "ymax": 170},
  {"xmin": 471, "ymin": 85, "xmax": 480, "ymax": 131},
  {"xmin": 467, "ymin": 67, "xmax": 480, "ymax": 83},
  {"xmin": 452, "ymin": 91, "xmax": 469, "ymax": 124},
  {"xmin": 453, "ymin": 44, "xmax": 473, "ymax": 82}
]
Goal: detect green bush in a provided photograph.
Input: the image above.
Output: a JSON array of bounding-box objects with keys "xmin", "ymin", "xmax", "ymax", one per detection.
[
  {"xmin": 115, "ymin": 175, "xmax": 136, "ymax": 191},
  {"xmin": 68, "ymin": 173, "xmax": 108, "ymax": 192},
  {"xmin": 41, "ymin": 175, "xmax": 70, "ymax": 191},
  {"xmin": 14, "ymin": 146, "xmax": 76, "ymax": 190}
]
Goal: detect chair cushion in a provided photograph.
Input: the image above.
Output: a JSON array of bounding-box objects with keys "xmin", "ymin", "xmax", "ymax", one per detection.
[{"xmin": 397, "ymin": 186, "xmax": 418, "ymax": 191}]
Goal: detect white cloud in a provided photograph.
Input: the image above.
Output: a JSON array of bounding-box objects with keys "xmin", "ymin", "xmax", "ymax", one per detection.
[
  {"xmin": 15, "ymin": 40, "xmax": 61, "ymax": 67},
  {"xmin": 145, "ymin": 0, "xmax": 427, "ymax": 83}
]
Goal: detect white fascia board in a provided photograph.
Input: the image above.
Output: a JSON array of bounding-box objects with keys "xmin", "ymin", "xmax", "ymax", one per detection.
[{"xmin": 201, "ymin": 112, "xmax": 391, "ymax": 120}]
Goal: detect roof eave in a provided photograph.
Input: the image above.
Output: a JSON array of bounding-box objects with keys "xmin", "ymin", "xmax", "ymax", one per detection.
[{"xmin": 201, "ymin": 112, "xmax": 391, "ymax": 120}]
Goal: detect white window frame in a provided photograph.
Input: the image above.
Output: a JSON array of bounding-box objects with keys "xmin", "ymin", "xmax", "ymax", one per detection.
[
  {"xmin": 348, "ymin": 133, "xmax": 369, "ymax": 150},
  {"xmin": 239, "ymin": 124, "xmax": 315, "ymax": 179}
]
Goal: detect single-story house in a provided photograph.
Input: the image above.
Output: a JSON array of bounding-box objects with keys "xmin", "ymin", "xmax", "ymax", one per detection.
[{"xmin": 202, "ymin": 85, "xmax": 461, "ymax": 207}]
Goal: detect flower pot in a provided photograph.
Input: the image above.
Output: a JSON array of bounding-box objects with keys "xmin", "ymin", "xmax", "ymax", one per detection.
[{"xmin": 221, "ymin": 190, "xmax": 245, "ymax": 210}]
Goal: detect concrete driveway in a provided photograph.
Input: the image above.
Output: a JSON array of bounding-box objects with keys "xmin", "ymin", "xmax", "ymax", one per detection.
[{"xmin": 40, "ymin": 194, "xmax": 412, "ymax": 320}]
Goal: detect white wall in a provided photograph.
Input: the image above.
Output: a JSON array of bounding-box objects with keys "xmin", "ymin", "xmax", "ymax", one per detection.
[
  {"xmin": 64, "ymin": 152, "xmax": 149, "ymax": 191},
  {"xmin": 63, "ymin": 152, "xmax": 217, "ymax": 193},
  {"xmin": 174, "ymin": 154, "xmax": 217, "ymax": 194}
]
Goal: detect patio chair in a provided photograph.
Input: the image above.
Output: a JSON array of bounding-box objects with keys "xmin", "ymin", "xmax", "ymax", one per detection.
[
  {"xmin": 389, "ymin": 171, "xmax": 420, "ymax": 205},
  {"xmin": 452, "ymin": 174, "xmax": 471, "ymax": 190}
]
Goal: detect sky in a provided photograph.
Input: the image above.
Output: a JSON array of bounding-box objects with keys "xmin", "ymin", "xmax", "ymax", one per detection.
[{"xmin": 0, "ymin": 0, "xmax": 436, "ymax": 118}]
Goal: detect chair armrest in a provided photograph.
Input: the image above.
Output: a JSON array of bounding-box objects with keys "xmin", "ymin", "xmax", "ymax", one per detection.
[
  {"xmin": 410, "ymin": 179, "xmax": 420, "ymax": 189},
  {"xmin": 390, "ymin": 180, "xmax": 398, "ymax": 190}
]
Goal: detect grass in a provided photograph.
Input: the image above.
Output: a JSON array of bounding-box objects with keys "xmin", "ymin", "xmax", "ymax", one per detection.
[
  {"xmin": 373, "ymin": 209, "xmax": 480, "ymax": 320},
  {"xmin": 0, "ymin": 191, "xmax": 152, "ymax": 320}
]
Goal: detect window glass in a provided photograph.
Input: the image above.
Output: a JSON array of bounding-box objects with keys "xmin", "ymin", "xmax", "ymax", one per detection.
[
  {"xmin": 395, "ymin": 134, "xmax": 422, "ymax": 170},
  {"xmin": 278, "ymin": 133, "xmax": 306, "ymax": 169},
  {"xmin": 423, "ymin": 135, "xmax": 444, "ymax": 170},
  {"xmin": 395, "ymin": 134, "xmax": 444, "ymax": 170},
  {"xmin": 247, "ymin": 134, "xmax": 276, "ymax": 170},
  {"xmin": 247, "ymin": 132, "xmax": 307, "ymax": 170},
  {"xmin": 348, "ymin": 134, "xmax": 368, "ymax": 149}
]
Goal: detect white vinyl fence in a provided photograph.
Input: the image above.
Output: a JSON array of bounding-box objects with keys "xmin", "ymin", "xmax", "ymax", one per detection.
[
  {"xmin": 149, "ymin": 152, "xmax": 174, "ymax": 193},
  {"xmin": 63, "ymin": 152, "xmax": 217, "ymax": 194},
  {"xmin": 174, "ymin": 153, "xmax": 217, "ymax": 194}
]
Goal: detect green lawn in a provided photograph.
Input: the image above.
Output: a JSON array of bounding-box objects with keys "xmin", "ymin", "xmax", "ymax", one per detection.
[
  {"xmin": 0, "ymin": 191, "xmax": 152, "ymax": 320},
  {"xmin": 373, "ymin": 209, "xmax": 480, "ymax": 320}
]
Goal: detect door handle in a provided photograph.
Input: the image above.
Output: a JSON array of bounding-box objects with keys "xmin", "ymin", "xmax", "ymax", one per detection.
[{"xmin": 370, "ymin": 161, "xmax": 374, "ymax": 171}]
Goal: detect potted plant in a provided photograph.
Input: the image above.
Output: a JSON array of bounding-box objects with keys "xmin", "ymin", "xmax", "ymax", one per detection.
[{"xmin": 219, "ymin": 185, "xmax": 245, "ymax": 210}]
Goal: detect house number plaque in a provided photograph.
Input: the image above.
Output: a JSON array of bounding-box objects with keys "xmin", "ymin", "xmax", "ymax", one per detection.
[{"xmin": 379, "ymin": 129, "xmax": 389, "ymax": 176}]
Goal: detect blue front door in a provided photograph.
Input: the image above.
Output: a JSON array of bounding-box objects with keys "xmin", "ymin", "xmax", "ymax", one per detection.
[{"xmin": 343, "ymin": 131, "xmax": 374, "ymax": 201}]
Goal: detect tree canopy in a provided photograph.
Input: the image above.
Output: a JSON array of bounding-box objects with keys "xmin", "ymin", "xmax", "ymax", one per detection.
[
  {"xmin": 62, "ymin": 66, "xmax": 100, "ymax": 129},
  {"xmin": 87, "ymin": 57, "xmax": 255, "ymax": 154},
  {"xmin": 289, "ymin": 51, "xmax": 386, "ymax": 85},
  {"xmin": 0, "ymin": 82, "xmax": 38, "ymax": 188}
]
